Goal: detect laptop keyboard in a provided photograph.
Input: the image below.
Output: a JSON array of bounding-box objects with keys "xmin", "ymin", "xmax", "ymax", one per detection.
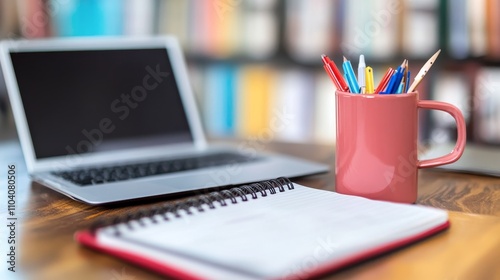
[{"xmin": 52, "ymin": 152, "xmax": 258, "ymax": 186}]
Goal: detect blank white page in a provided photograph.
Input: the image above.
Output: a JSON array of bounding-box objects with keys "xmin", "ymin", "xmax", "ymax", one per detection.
[{"xmin": 97, "ymin": 184, "xmax": 448, "ymax": 279}]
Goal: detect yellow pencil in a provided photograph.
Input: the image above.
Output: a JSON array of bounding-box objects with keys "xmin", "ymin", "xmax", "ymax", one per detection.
[{"xmin": 365, "ymin": 66, "xmax": 374, "ymax": 94}]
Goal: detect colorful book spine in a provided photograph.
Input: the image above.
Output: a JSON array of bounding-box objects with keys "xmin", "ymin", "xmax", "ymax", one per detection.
[
  {"xmin": 204, "ymin": 64, "xmax": 237, "ymax": 136},
  {"xmin": 447, "ymin": 0, "xmax": 469, "ymax": 58},
  {"xmin": 314, "ymin": 73, "xmax": 336, "ymax": 143},
  {"xmin": 273, "ymin": 70, "xmax": 315, "ymax": 142},
  {"xmin": 486, "ymin": 0, "xmax": 500, "ymax": 58},
  {"xmin": 51, "ymin": 0, "xmax": 123, "ymax": 36},
  {"xmin": 0, "ymin": 0, "xmax": 20, "ymax": 38},
  {"xmin": 123, "ymin": 0, "xmax": 155, "ymax": 36},
  {"xmin": 237, "ymin": 66, "xmax": 274, "ymax": 137},
  {"xmin": 18, "ymin": 0, "xmax": 49, "ymax": 38}
]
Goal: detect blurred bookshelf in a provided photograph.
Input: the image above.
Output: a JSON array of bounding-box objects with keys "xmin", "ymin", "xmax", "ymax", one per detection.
[{"xmin": 1, "ymin": 0, "xmax": 500, "ymax": 145}]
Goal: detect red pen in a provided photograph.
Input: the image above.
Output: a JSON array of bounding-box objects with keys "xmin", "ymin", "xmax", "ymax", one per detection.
[
  {"xmin": 321, "ymin": 55, "xmax": 349, "ymax": 92},
  {"xmin": 323, "ymin": 65, "xmax": 337, "ymax": 87},
  {"xmin": 374, "ymin": 67, "xmax": 395, "ymax": 94}
]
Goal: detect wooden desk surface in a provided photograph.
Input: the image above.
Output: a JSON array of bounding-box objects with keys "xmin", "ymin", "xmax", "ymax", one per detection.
[{"xmin": 1, "ymin": 140, "xmax": 500, "ymax": 280}]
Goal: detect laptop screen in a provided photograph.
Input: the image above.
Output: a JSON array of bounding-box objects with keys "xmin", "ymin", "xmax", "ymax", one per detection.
[{"xmin": 9, "ymin": 48, "xmax": 193, "ymax": 159}]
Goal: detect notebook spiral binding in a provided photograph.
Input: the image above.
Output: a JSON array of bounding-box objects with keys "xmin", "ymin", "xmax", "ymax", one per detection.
[{"xmin": 90, "ymin": 177, "xmax": 294, "ymax": 236}]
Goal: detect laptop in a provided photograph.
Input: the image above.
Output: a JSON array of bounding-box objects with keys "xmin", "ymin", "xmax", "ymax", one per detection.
[
  {"xmin": 421, "ymin": 143, "xmax": 500, "ymax": 177},
  {"xmin": 0, "ymin": 36, "xmax": 328, "ymax": 205}
]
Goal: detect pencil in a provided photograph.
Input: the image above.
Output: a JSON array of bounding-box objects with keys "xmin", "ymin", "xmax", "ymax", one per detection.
[{"xmin": 407, "ymin": 49, "xmax": 441, "ymax": 93}]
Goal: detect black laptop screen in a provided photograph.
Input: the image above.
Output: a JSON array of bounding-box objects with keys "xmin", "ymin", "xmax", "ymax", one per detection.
[{"xmin": 10, "ymin": 48, "xmax": 193, "ymax": 159}]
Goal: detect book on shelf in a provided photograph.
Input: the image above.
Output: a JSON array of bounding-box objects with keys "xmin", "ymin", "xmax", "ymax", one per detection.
[
  {"xmin": 236, "ymin": 65, "xmax": 275, "ymax": 137},
  {"xmin": 341, "ymin": 0, "xmax": 400, "ymax": 59},
  {"xmin": 273, "ymin": 69, "xmax": 315, "ymax": 142},
  {"xmin": 203, "ymin": 64, "xmax": 237, "ymax": 136},
  {"xmin": 285, "ymin": 0, "xmax": 337, "ymax": 62},
  {"xmin": 158, "ymin": 0, "xmax": 190, "ymax": 49},
  {"xmin": 486, "ymin": 0, "xmax": 500, "ymax": 58},
  {"xmin": 447, "ymin": 0, "xmax": 469, "ymax": 59},
  {"xmin": 0, "ymin": 0, "xmax": 20, "ymax": 38},
  {"xmin": 467, "ymin": 0, "xmax": 487, "ymax": 57},
  {"xmin": 370, "ymin": 0, "xmax": 402, "ymax": 59},
  {"xmin": 199, "ymin": 65, "xmax": 319, "ymax": 142},
  {"xmin": 402, "ymin": 0, "xmax": 439, "ymax": 58},
  {"xmin": 158, "ymin": 0, "xmax": 277, "ymax": 59},
  {"xmin": 123, "ymin": 0, "xmax": 155, "ymax": 36},
  {"xmin": 186, "ymin": 64, "xmax": 206, "ymax": 121},
  {"xmin": 189, "ymin": 0, "xmax": 219, "ymax": 56},
  {"xmin": 474, "ymin": 67, "xmax": 500, "ymax": 144},
  {"xmin": 76, "ymin": 178, "xmax": 449, "ymax": 280},
  {"xmin": 429, "ymin": 70, "xmax": 470, "ymax": 143},
  {"xmin": 51, "ymin": 0, "xmax": 123, "ymax": 37},
  {"xmin": 314, "ymin": 73, "xmax": 336, "ymax": 143},
  {"xmin": 241, "ymin": 1, "xmax": 278, "ymax": 59},
  {"xmin": 17, "ymin": 0, "xmax": 50, "ymax": 38}
]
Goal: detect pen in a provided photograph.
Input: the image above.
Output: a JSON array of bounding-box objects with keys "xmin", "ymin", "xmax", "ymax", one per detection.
[
  {"xmin": 374, "ymin": 67, "xmax": 395, "ymax": 94},
  {"xmin": 401, "ymin": 60, "xmax": 408, "ymax": 93},
  {"xmin": 396, "ymin": 82, "xmax": 404, "ymax": 94},
  {"xmin": 323, "ymin": 65, "xmax": 337, "ymax": 87},
  {"xmin": 365, "ymin": 66, "xmax": 374, "ymax": 94},
  {"xmin": 342, "ymin": 56, "xmax": 360, "ymax": 93},
  {"xmin": 383, "ymin": 59, "xmax": 406, "ymax": 94},
  {"xmin": 321, "ymin": 55, "xmax": 349, "ymax": 91},
  {"xmin": 405, "ymin": 70, "xmax": 411, "ymax": 93},
  {"xmin": 408, "ymin": 49, "xmax": 441, "ymax": 93},
  {"xmin": 358, "ymin": 55, "xmax": 366, "ymax": 93},
  {"xmin": 321, "ymin": 55, "xmax": 349, "ymax": 92}
]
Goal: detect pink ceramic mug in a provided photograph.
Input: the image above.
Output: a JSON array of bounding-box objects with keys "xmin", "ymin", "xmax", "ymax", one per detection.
[{"xmin": 335, "ymin": 91, "xmax": 466, "ymax": 203}]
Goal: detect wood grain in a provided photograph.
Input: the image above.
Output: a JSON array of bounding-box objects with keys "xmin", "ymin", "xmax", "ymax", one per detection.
[
  {"xmin": 325, "ymin": 212, "xmax": 500, "ymax": 280},
  {"xmin": 417, "ymin": 171, "xmax": 500, "ymax": 215},
  {"xmin": 2, "ymin": 139, "xmax": 500, "ymax": 279}
]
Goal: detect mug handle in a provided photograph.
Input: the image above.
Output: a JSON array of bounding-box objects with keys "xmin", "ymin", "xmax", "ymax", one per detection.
[{"xmin": 417, "ymin": 100, "xmax": 467, "ymax": 168}]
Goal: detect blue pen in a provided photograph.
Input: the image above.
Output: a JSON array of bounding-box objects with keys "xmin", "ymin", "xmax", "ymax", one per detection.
[
  {"xmin": 396, "ymin": 82, "xmax": 404, "ymax": 94},
  {"xmin": 381, "ymin": 72, "xmax": 398, "ymax": 94},
  {"xmin": 384, "ymin": 60, "xmax": 406, "ymax": 93},
  {"xmin": 342, "ymin": 56, "xmax": 360, "ymax": 93},
  {"xmin": 405, "ymin": 70, "xmax": 411, "ymax": 93}
]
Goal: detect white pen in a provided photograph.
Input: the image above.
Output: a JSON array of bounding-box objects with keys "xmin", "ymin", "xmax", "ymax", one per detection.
[{"xmin": 358, "ymin": 54, "xmax": 366, "ymax": 94}]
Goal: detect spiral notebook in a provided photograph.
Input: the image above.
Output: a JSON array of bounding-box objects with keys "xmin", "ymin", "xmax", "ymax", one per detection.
[{"xmin": 75, "ymin": 178, "xmax": 449, "ymax": 280}]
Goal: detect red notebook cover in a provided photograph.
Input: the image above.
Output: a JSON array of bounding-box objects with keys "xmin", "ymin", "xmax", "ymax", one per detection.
[{"xmin": 75, "ymin": 218, "xmax": 449, "ymax": 279}]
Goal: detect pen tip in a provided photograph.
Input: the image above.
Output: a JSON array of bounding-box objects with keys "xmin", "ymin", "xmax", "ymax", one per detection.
[
  {"xmin": 321, "ymin": 54, "xmax": 330, "ymax": 63},
  {"xmin": 359, "ymin": 54, "xmax": 365, "ymax": 65},
  {"xmin": 343, "ymin": 56, "xmax": 347, "ymax": 62}
]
